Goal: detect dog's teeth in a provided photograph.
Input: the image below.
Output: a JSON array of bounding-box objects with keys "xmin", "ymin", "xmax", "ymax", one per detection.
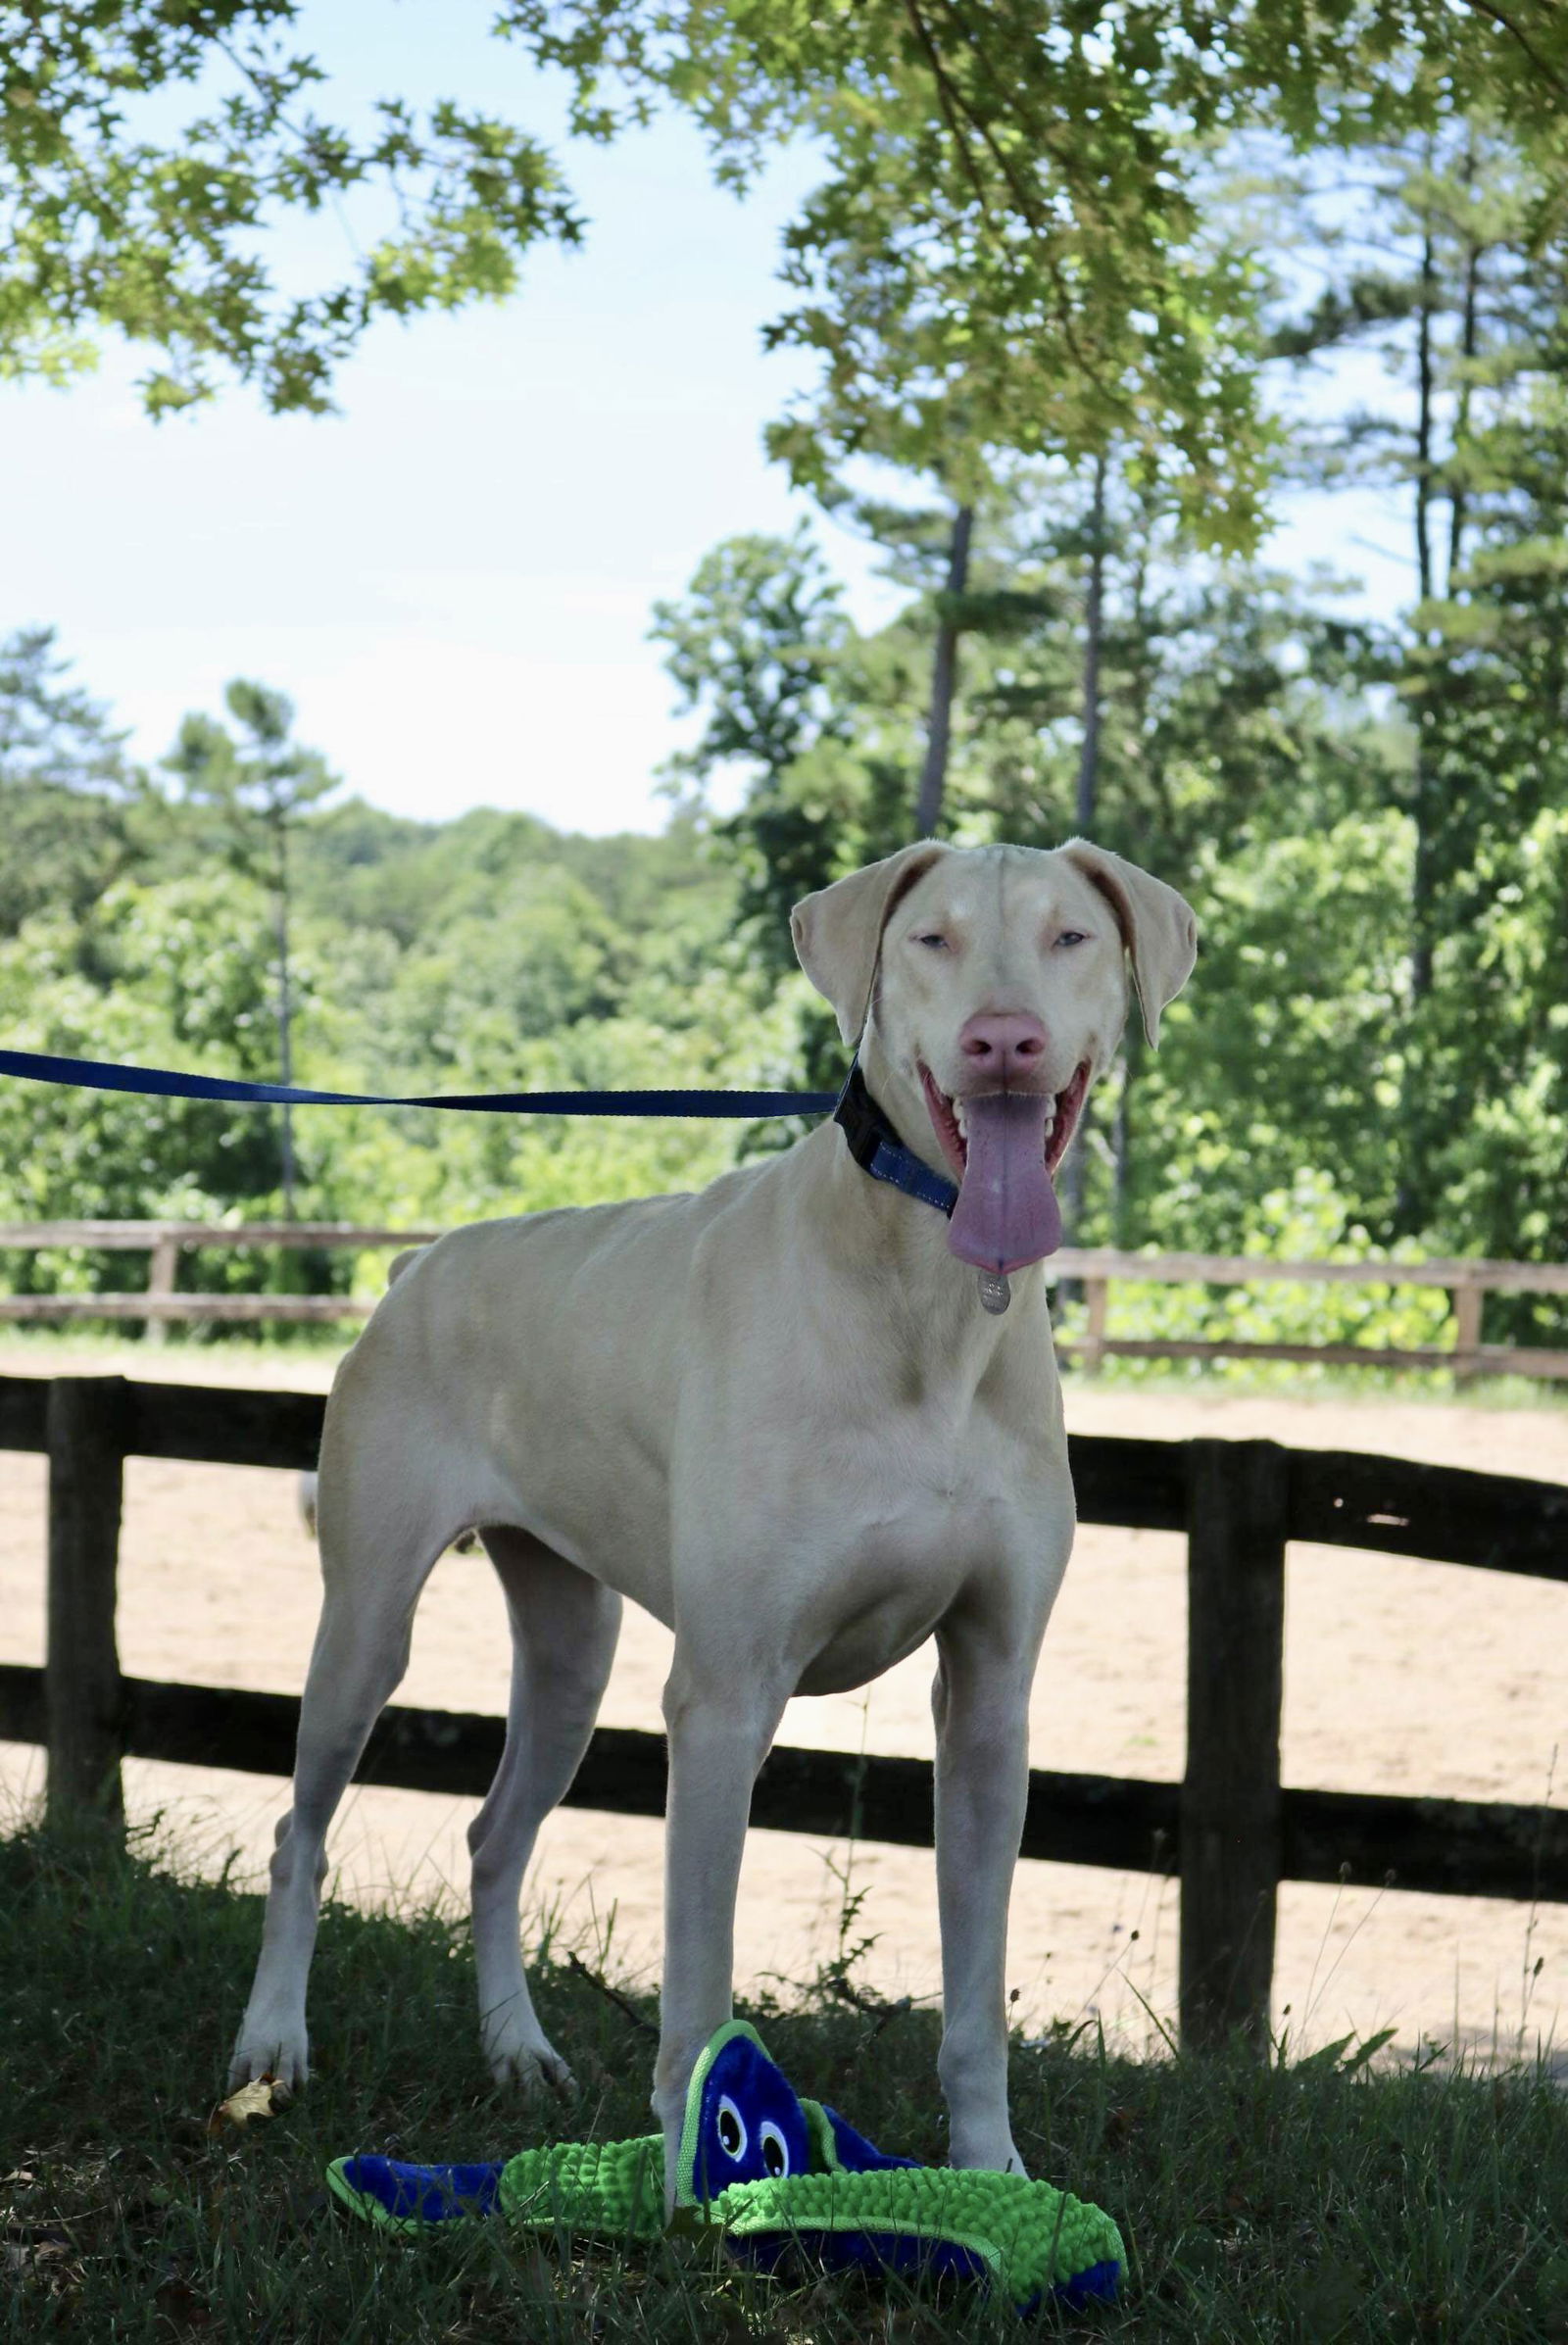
[{"xmin": 954, "ymin": 1099, "xmax": 968, "ymax": 1139}]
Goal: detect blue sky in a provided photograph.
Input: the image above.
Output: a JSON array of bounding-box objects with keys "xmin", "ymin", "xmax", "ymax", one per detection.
[{"xmin": 1, "ymin": 1, "xmax": 1417, "ymax": 837}]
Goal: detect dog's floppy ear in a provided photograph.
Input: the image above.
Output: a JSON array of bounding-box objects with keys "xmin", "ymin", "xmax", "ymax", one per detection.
[
  {"xmin": 791, "ymin": 843, "xmax": 953, "ymax": 1047},
  {"xmin": 1060, "ymin": 840, "xmax": 1198, "ymax": 1049}
]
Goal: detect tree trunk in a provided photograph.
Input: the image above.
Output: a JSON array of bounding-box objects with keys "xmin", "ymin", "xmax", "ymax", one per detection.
[
  {"xmin": 1111, "ymin": 1021, "xmax": 1141, "ymax": 1248},
  {"xmin": 1446, "ymin": 160, "xmax": 1481, "ymax": 595},
  {"xmin": 915, "ymin": 503, "xmax": 974, "ymax": 836},
  {"xmin": 1396, "ymin": 217, "xmax": 1442, "ymax": 1239},
  {"xmin": 1409, "ymin": 216, "xmax": 1438, "ymax": 1012},
  {"xmin": 275, "ymin": 814, "xmax": 296, "ymax": 1221},
  {"xmin": 1076, "ymin": 452, "xmax": 1107, "ymax": 836},
  {"xmin": 1414, "ymin": 222, "xmax": 1435, "ymax": 613},
  {"xmin": 1062, "ymin": 456, "xmax": 1108, "ymax": 1246}
]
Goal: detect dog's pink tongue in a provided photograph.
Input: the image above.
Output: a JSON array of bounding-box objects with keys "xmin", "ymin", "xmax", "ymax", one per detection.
[{"xmin": 946, "ymin": 1092, "xmax": 1062, "ymax": 1273}]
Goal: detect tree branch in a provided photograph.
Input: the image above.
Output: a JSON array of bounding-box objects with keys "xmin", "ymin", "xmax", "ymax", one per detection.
[
  {"xmin": 898, "ymin": 0, "xmax": 994, "ymax": 219},
  {"xmin": 1459, "ymin": 0, "xmax": 1568, "ymax": 102},
  {"xmin": 926, "ymin": 0, "xmax": 1076, "ymax": 218},
  {"xmin": 906, "ymin": 0, "xmax": 1116, "ymax": 400}
]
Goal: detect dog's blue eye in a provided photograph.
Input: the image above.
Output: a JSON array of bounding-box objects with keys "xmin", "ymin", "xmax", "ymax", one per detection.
[
  {"xmin": 914, "ymin": 933, "xmax": 949, "ymax": 950},
  {"xmin": 1056, "ymin": 930, "xmax": 1089, "ymax": 949}
]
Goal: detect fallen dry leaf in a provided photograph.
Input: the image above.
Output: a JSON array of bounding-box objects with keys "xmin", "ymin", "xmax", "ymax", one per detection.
[
  {"xmin": 208, "ymin": 2077, "xmax": 284, "ymax": 2134},
  {"xmin": 4, "ymin": 2236, "xmax": 70, "ymax": 2277}
]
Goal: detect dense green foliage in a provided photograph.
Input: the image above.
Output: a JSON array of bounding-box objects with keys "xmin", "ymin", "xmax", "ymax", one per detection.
[
  {"xmin": 635, "ymin": 106, "xmax": 1568, "ymax": 1349},
  {"xmin": 649, "ymin": 488, "xmax": 1566, "ymax": 1344},
  {"xmin": 0, "ymin": 643, "xmax": 780, "ymax": 1307},
  {"xmin": 0, "ymin": 625, "xmax": 146, "ymax": 934},
  {"xmin": 506, "ymin": 0, "xmax": 1568, "ymax": 543},
  {"xmin": 1, "ymin": 2, "xmax": 583, "ymax": 413},
  {"xmin": 4, "ymin": 17, "xmax": 1567, "ymax": 1360},
  {"xmin": 2, "ymin": 1822, "xmax": 1566, "ymax": 2341},
  {"xmin": 9, "ymin": 0, "xmax": 1568, "ymax": 478},
  {"xmin": 2, "ymin": 499, "xmax": 1564, "ymax": 1351}
]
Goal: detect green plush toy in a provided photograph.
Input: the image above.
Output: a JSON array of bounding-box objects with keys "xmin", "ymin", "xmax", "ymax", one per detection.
[{"xmin": 327, "ymin": 2020, "xmax": 1124, "ymax": 2316}]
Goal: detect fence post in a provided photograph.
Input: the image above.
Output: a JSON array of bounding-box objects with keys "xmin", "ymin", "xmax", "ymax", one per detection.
[
  {"xmin": 1082, "ymin": 1277, "xmax": 1109, "ymax": 1374},
  {"xmin": 45, "ymin": 1377, "xmax": 128, "ymax": 1828},
  {"xmin": 1452, "ymin": 1280, "xmax": 1483, "ymax": 1389},
  {"xmin": 1179, "ymin": 1438, "xmax": 1288, "ymax": 2051},
  {"xmin": 144, "ymin": 1229, "xmax": 179, "ymax": 1347}
]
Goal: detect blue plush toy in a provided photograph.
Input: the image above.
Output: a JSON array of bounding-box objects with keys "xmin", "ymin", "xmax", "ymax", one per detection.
[{"xmin": 327, "ymin": 2020, "xmax": 1124, "ymax": 2316}]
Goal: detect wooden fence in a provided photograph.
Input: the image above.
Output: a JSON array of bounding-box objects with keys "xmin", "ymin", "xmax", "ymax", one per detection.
[
  {"xmin": 0, "ymin": 1221, "xmax": 434, "ymax": 1339},
  {"xmin": 2, "ymin": 1221, "xmax": 1568, "ymax": 1380},
  {"xmin": 1, "ymin": 1371, "xmax": 1565, "ymax": 2047}
]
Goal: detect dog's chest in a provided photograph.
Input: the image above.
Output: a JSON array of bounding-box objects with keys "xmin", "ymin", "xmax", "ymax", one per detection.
[{"xmin": 785, "ymin": 1446, "xmax": 1070, "ymax": 1697}]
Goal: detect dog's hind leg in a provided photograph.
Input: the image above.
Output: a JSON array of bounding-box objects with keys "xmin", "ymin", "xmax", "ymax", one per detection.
[
  {"xmin": 468, "ymin": 1527, "xmax": 622, "ymax": 2093},
  {"xmin": 228, "ymin": 1482, "xmax": 451, "ymax": 2093}
]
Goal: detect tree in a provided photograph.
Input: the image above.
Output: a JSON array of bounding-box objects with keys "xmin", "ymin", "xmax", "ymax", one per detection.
[
  {"xmin": 505, "ymin": 0, "xmax": 1568, "ymax": 833},
  {"xmin": 1271, "ymin": 122, "xmax": 1568, "ymax": 1239},
  {"xmin": 793, "ymin": 485, "xmax": 1066, "ymax": 840},
  {"xmin": 651, "ymin": 527, "xmax": 853, "ymax": 803},
  {"xmin": 164, "ymin": 681, "xmax": 337, "ymax": 1214},
  {"xmin": 912, "ymin": 502, "xmax": 974, "ymax": 835},
  {"xmin": 950, "ymin": 489, "xmax": 1386, "ymax": 1243},
  {"xmin": 13, "ymin": 1, "xmax": 1568, "ymax": 439},
  {"xmin": 650, "ymin": 528, "xmax": 859, "ymax": 980},
  {"xmin": 1, "ymin": 2, "xmax": 583, "ymax": 413},
  {"xmin": 0, "ymin": 869, "xmax": 300, "ymax": 1255},
  {"xmin": 0, "ymin": 625, "xmax": 147, "ymax": 939},
  {"xmin": 509, "ymin": 0, "xmax": 1568, "ymax": 532},
  {"xmin": 760, "ymin": 100, "xmax": 1275, "ymax": 834},
  {"xmin": 656, "ymin": 491, "xmax": 1395, "ymax": 1225}
]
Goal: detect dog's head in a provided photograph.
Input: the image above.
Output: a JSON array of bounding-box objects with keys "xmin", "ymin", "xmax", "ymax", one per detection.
[{"xmin": 791, "ymin": 840, "xmax": 1197, "ymax": 1272}]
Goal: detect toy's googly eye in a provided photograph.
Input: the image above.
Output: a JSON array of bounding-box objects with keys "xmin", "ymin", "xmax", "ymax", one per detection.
[
  {"xmin": 759, "ymin": 2119, "xmax": 790, "ymax": 2178},
  {"xmin": 715, "ymin": 2095, "xmax": 747, "ymax": 2163}
]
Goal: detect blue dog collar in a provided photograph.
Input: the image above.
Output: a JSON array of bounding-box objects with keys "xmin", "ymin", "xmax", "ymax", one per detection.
[{"xmin": 831, "ymin": 1059, "xmax": 957, "ymax": 1219}]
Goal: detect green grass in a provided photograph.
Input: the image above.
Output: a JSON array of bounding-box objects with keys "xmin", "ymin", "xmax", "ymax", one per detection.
[{"xmin": 3, "ymin": 1826, "xmax": 1567, "ymax": 2340}]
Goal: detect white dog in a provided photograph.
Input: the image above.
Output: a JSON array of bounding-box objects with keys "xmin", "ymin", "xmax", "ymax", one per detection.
[
  {"xmin": 231, "ymin": 838, "xmax": 1196, "ymax": 2191},
  {"xmin": 298, "ymin": 1470, "xmax": 476, "ymax": 1554}
]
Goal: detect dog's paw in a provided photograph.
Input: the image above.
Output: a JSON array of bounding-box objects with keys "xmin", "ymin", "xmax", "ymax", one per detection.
[
  {"xmin": 484, "ymin": 2026, "xmax": 575, "ymax": 2100},
  {"xmin": 950, "ymin": 2130, "xmax": 1029, "ymax": 2177},
  {"xmin": 228, "ymin": 2013, "xmax": 311, "ymax": 2097}
]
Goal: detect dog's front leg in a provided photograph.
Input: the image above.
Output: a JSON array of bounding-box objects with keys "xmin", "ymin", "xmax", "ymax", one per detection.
[
  {"xmin": 932, "ymin": 1620, "xmax": 1036, "ymax": 2174},
  {"xmin": 653, "ymin": 1654, "xmax": 788, "ymax": 2205}
]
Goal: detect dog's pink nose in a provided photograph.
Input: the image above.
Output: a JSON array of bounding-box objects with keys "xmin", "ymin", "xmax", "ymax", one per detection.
[{"xmin": 957, "ymin": 1010, "xmax": 1049, "ymax": 1084}]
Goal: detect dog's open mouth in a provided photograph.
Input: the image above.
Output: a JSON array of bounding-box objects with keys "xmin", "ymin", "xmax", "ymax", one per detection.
[
  {"xmin": 920, "ymin": 1063, "xmax": 1090, "ymax": 1185},
  {"xmin": 919, "ymin": 1060, "xmax": 1090, "ymax": 1274}
]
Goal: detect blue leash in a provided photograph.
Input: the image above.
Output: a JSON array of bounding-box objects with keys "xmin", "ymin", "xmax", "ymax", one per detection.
[
  {"xmin": 0, "ymin": 1047, "xmax": 837, "ymax": 1121},
  {"xmin": 0, "ymin": 1049, "xmax": 963, "ymax": 1232}
]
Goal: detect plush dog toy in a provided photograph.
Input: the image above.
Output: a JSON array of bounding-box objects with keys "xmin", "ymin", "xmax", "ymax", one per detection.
[{"xmin": 327, "ymin": 2021, "xmax": 1124, "ymax": 2316}]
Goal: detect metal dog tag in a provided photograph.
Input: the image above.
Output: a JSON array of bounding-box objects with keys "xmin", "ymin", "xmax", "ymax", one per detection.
[{"xmin": 977, "ymin": 1270, "xmax": 1011, "ymax": 1315}]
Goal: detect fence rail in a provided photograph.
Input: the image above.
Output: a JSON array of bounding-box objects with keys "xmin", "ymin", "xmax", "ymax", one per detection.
[
  {"xmin": 2, "ymin": 1372, "xmax": 1565, "ymax": 2046},
  {"xmin": 2, "ymin": 1222, "xmax": 1567, "ymax": 1378},
  {"xmin": 0, "ymin": 1221, "xmax": 433, "ymax": 1343}
]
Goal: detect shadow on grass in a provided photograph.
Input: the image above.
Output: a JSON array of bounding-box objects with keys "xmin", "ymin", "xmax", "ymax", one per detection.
[{"xmin": 2, "ymin": 1821, "xmax": 1567, "ymax": 2342}]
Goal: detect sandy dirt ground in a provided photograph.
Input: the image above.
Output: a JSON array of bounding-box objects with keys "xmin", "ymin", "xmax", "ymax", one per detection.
[{"xmin": 2, "ymin": 1335, "xmax": 1564, "ymax": 2072}]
